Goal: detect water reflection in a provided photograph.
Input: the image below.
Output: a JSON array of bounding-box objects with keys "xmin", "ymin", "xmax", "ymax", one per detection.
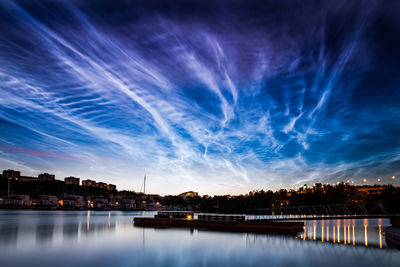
[
  {"xmin": 0, "ymin": 210, "xmax": 119, "ymax": 248},
  {"xmin": 298, "ymin": 218, "xmax": 386, "ymax": 249},
  {"xmin": 245, "ymin": 233, "xmax": 398, "ymax": 267},
  {"xmin": 0, "ymin": 224, "xmax": 18, "ymax": 246},
  {"xmin": 0, "ymin": 210, "xmax": 399, "ymax": 267},
  {"xmin": 36, "ymin": 224, "xmax": 54, "ymax": 244}
]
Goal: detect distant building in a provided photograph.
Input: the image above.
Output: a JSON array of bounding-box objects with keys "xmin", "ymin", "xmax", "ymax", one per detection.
[
  {"xmin": 65, "ymin": 176, "xmax": 80, "ymax": 185},
  {"xmin": 2, "ymin": 169, "xmax": 20, "ymax": 179},
  {"xmin": 32, "ymin": 195, "xmax": 58, "ymax": 207},
  {"xmin": 179, "ymin": 191, "xmax": 198, "ymax": 199},
  {"xmin": 59, "ymin": 195, "xmax": 84, "ymax": 208},
  {"xmin": 121, "ymin": 198, "xmax": 136, "ymax": 210},
  {"xmin": 90, "ymin": 196, "xmax": 108, "ymax": 209},
  {"xmin": 143, "ymin": 201, "xmax": 163, "ymax": 211},
  {"xmin": 356, "ymin": 186, "xmax": 386, "ymax": 195},
  {"xmin": 96, "ymin": 182, "xmax": 107, "ymax": 189},
  {"xmin": 19, "ymin": 176, "xmax": 39, "ymax": 182},
  {"xmin": 107, "ymin": 184, "xmax": 116, "ymax": 191},
  {"xmin": 38, "ymin": 173, "xmax": 55, "ymax": 182},
  {"xmin": 82, "ymin": 179, "xmax": 96, "ymax": 187},
  {"xmin": 0, "ymin": 195, "xmax": 32, "ymax": 207},
  {"xmin": 41, "ymin": 195, "xmax": 58, "ymax": 207},
  {"xmin": 108, "ymin": 198, "xmax": 120, "ymax": 208}
]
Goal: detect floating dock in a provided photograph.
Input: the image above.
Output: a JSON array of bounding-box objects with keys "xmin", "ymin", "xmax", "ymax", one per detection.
[{"xmin": 134, "ymin": 211, "xmax": 304, "ymax": 235}]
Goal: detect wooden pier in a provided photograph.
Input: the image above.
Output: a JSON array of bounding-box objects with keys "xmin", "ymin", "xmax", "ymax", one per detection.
[{"xmin": 134, "ymin": 212, "xmax": 304, "ymax": 235}]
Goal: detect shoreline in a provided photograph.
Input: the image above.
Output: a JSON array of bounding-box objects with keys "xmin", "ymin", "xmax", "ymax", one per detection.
[{"xmin": 0, "ymin": 207, "xmax": 141, "ymax": 211}]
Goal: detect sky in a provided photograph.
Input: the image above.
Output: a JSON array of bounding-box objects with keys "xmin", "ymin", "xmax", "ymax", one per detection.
[{"xmin": 0, "ymin": 0, "xmax": 399, "ymax": 195}]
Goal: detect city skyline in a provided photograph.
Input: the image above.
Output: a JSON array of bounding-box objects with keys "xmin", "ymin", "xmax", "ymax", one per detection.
[
  {"xmin": 1, "ymin": 167, "xmax": 397, "ymax": 195},
  {"xmin": 0, "ymin": 0, "xmax": 399, "ymax": 195}
]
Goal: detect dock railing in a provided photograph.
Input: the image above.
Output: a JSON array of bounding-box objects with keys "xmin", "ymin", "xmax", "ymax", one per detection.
[
  {"xmin": 248, "ymin": 202, "xmax": 390, "ymax": 220},
  {"xmin": 198, "ymin": 214, "xmax": 245, "ymax": 221}
]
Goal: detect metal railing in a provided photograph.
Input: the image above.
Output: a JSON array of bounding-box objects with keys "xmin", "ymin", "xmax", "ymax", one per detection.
[{"xmin": 248, "ymin": 203, "xmax": 389, "ymax": 219}]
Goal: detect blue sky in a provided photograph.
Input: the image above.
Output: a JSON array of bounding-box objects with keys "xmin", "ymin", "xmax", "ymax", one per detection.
[{"xmin": 0, "ymin": 0, "xmax": 399, "ymax": 195}]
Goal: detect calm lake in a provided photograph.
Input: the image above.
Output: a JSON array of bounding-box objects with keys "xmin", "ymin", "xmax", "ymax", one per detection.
[{"xmin": 0, "ymin": 210, "xmax": 399, "ymax": 267}]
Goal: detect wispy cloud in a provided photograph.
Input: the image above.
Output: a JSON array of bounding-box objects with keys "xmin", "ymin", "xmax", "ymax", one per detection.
[{"xmin": 0, "ymin": 0, "xmax": 398, "ymax": 194}]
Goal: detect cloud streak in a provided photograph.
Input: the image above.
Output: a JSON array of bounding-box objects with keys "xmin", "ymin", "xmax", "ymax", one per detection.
[{"xmin": 0, "ymin": 0, "xmax": 399, "ymax": 194}]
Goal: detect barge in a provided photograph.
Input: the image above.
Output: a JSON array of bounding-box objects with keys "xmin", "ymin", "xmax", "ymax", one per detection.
[{"xmin": 134, "ymin": 211, "xmax": 304, "ymax": 235}]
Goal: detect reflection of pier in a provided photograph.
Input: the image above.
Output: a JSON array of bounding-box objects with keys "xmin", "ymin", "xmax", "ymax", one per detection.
[
  {"xmin": 249, "ymin": 203, "xmax": 400, "ymax": 250},
  {"xmin": 299, "ymin": 219, "xmax": 385, "ymax": 248},
  {"xmin": 245, "ymin": 233, "xmax": 397, "ymax": 266}
]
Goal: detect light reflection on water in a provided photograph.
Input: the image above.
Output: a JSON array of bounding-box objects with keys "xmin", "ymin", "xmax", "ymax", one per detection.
[
  {"xmin": 0, "ymin": 210, "xmax": 399, "ymax": 267},
  {"xmin": 298, "ymin": 218, "xmax": 387, "ymax": 248}
]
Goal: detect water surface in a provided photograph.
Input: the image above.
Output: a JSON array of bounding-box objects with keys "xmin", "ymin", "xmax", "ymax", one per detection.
[{"xmin": 0, "ymin": 210, "xmax": 399, "ymax": 267}]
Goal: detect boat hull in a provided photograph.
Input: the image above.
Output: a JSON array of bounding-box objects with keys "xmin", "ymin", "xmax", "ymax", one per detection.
[{"xmin": 134, "ymin": 217, "xmax": 304, "ymax": 236}]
